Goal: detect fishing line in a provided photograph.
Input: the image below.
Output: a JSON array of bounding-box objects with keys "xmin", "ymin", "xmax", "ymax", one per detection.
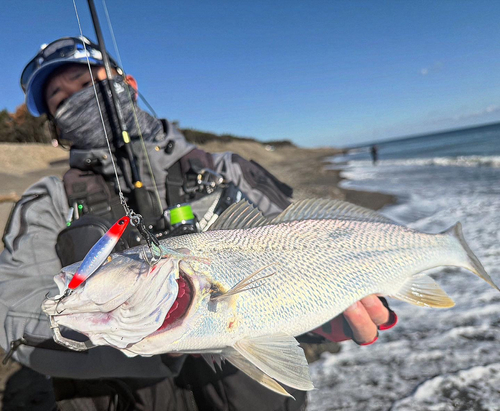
[
  {"xmin": 101, "ymin": 0, "xmax": 156, "ymax": 117},
  {"xmin": 73, "ymin": 0, "xmax": 164, "ymax": 264},
  {"xmin": 72, "ymin": 0, "xmax": 135, "ymax": 219},
  {"xmin": 101, "ymin": 0, "xmax": 123, "ymax": 69},
  {"xmin": 137, "ymin": 91, "xmax": 158, "ymax": 118},
  {"xmin": 101, "ymin": 0, "xmax": 163, "ymax": 214}
]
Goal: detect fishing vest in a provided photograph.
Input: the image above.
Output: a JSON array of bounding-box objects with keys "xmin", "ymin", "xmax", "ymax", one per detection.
[{"xmin": 55, "ymin": 121, "xmax": 293, "ymax": 267}]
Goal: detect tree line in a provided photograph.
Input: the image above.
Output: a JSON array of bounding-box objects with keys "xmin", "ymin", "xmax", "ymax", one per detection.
[
  {"xmin": 0, "ymin": 104, "xmax": 295, "ymax": 148},
  {"xmin": 0, "ymin": 105, "xmax": 51, "ymax": 143}
]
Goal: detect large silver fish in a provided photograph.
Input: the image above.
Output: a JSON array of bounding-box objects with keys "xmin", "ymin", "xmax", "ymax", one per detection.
[{"xmin": 42, "ymin": 199, "xmax": 499, "ymax": 396}]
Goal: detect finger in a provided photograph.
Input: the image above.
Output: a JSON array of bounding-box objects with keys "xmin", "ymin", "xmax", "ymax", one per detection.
[
  {"xmin": 343, "ymin": 301, "xmax": 378, "ymax": 345},
  {"xmin": 359, "ymin": 295, "xmax": 390, "ymax": 326},
  {"xmin": 377, "ymin": 297, "xmax": 398, "ymax": 330}
]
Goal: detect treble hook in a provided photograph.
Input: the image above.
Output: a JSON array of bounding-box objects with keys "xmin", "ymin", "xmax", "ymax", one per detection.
[
  {"xmin": 126, "ymin": 207, "xmax": 162, "ymax": 266},
  {"xmin": 137, "ymin": 222, "xmax": 162, "ymax": 266},
  {"xmin": 55, "ymin": 289, "xmax": 71, "ymax": 314},
  {"xmin": 136, "ymin": 221, "xmax": 160, "ymax": 248},
  {"xmin": 44, "ymin": 290, "xmax": 71, "ymax": 315}
]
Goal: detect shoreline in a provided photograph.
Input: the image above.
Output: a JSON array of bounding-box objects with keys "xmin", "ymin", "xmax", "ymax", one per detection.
[{"xmin": 199, "ymin": 141, "xmax": 396, "ymax": 211}]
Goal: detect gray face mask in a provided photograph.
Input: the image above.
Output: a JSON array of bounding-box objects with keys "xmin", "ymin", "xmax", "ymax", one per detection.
[{"xmin": 54, "ymin": 76, "xmax": 162, "ymax": 150}]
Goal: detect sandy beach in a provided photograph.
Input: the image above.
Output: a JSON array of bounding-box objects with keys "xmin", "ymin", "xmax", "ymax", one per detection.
[
  {"xmin": 0, "ymin": 142, "xmax": 395, "ymax": 409},
  {"xmin": 0, "ymin": 142, "xmax": 394, "ymax": 251}
]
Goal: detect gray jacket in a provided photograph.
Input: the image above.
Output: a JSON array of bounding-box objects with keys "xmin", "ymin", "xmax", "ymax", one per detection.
[{"xmin": 0, "ymin": 122, "xmax": 291, "ymax": 379}]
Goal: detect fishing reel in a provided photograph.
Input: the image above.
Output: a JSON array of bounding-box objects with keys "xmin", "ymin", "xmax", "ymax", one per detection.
[
  {"xmin": 128, "ymin": 168, "xmax": 241, "ymax": 240},
  {"xmin": 164, "ymin": 203, "xmax": 199, "ymax": 237},
  {"xmin": 163, "ymin": 182, "xmax": 246, "ymax": 238},
  {"xmin": 160, "ymin": 167, "xmax": 232, "ymax": 237}
]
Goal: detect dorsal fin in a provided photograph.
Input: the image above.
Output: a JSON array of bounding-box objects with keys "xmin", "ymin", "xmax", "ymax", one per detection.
[
  {"xmin": 271, "ymin": 198, "xmax": 397, "ymax": 225},
  {"xmin": 208, "ymin": 201, "xmax": 268, "ymax": 231},
  {"xmin": 209, "ymin": 198, "xmax": 396, "ymax": 232}
]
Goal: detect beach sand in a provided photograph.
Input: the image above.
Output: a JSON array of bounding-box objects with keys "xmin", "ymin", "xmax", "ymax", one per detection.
[{"xmin": 0, "ymin": 142, "xmax": 395, "ymax": 409}]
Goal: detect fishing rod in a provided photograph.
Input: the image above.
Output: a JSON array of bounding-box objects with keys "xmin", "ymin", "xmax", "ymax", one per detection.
[
  {"xmin": 86, "ymin": 0, "xmax": 163, "ymax": 232},
  {"xmin": 86, "ymin": 0, "xmax": 141, "ymax": 187}
]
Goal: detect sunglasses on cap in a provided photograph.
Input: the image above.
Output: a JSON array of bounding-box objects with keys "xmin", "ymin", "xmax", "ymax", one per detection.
[{"xmin": 21, "ymin": 36, "xmax": 121, "ymax": 93}]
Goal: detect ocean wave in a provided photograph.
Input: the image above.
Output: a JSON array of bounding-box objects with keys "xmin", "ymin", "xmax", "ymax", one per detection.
[
  {"xmin": 391, "ymin": 363, "xmax": 500, "ymax": 411},
  {"xmin": 310, "ymin": 148, "xmax": 500, "ymax": 411},
  {"xmin": 348, "ymin": 155, "xmax": 500, "ymax": 168}
]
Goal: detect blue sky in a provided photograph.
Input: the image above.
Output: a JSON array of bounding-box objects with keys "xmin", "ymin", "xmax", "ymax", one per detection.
[{"xmin": 1, "ymin": 0, "xmax": 500, "ymax": 148}]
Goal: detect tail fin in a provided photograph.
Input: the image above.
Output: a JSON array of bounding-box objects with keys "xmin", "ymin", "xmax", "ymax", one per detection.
[{"xmin": 444, "ymin": 222, "xmax": 500, "ymax": 291}]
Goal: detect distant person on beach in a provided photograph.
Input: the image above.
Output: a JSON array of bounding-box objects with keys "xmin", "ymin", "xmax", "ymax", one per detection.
[
  {"xmin": 0, "ymin": 36, "xmax": 395, "ymax": 410},
  {"xmin": 371, "ymin": 145, "xmax": 379, "ymax": 165}
]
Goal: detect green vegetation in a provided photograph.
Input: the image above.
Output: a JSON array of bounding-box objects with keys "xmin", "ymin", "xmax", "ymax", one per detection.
[
  {"xmin": 0, "ymin": 105, "xmax": 51, "ymax": 144},
  {"xmin": 180, "ymin": 127, "xmax": 256, "ymax": 145},
  {"xmin": 0, "ymin": 104, "xmax": 295, "ymax": 148},
  {"xmin": 180, "ymin": 127, "xmax": 294, "ymax": 148}
]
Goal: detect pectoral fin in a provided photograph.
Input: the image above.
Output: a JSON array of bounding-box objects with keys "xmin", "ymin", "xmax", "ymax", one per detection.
[
  {"xmin": 390, "ymin": 275, "xmax": 455, "ymax": 308},
  {"xmin": 223, "ymin": 348, "xmax": 293, "ymax": 397},
  {"xmin": 211, "ymin": 264, "xmax": 276, "ymax": 301},
  {"xmin": 229, "ymin": 333, "xmax": 314, "ymax": 392}
]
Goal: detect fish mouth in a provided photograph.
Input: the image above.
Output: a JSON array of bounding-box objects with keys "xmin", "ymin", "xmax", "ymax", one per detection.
[{"xmin": 154, "ymin": 269, "xmax": 193, "ymax": 333}]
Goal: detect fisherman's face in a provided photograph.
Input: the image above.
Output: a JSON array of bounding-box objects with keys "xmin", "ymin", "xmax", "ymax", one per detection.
[{"xmin": 44, "ymin": 64, "xmax": 107, "ymax": 116}]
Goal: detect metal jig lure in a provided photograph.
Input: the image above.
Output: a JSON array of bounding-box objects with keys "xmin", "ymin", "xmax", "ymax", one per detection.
[{"xmin": 67, "ymin": 216, "xmax": 130, "ymax": 290}]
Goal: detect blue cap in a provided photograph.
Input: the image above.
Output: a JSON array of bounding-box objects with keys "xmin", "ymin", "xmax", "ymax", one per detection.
[{"xmin": 22, "ymin": 37, "xmax": 120, "ymax": 116}]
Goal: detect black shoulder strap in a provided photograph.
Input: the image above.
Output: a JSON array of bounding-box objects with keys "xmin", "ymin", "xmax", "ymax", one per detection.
[
  {"xmin": 160, "ymin": 119, "xmax": 169, "ymax": 134},
  {"xmin": 165, "ymin": 161, "xmax": 184, "ymax": 206}
]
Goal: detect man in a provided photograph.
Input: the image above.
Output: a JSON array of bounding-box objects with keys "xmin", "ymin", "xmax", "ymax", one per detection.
[{"xmin": 0, "ymin": 36, "xmax": 395, "ymax": 410}]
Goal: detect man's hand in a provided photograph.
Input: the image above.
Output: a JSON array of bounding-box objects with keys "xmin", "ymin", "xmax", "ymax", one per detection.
[
  {"xmin": 343, "ymin": 296, "xmax": 390, "ymax": 345},
  {"xmin": 312, "ymin": 295, "xmax": 398, "ymax": 345}
]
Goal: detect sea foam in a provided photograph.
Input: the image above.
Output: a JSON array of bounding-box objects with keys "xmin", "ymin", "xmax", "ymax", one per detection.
[{"xmin": 307, "ymin": 157, "xmax": 500, "ymax": 410}]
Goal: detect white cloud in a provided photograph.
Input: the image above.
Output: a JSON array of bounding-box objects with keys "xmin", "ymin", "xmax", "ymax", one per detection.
[
  {"xmin": 453, "ymin": 105, "xmax": 500, "ymax": 121},
  {"xmin": 420, "ymin": 61, "xmax": 444, "ymax": 76}
]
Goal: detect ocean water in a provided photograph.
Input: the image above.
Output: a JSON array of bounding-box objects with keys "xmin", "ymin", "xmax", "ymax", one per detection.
[{"xmin": 308, "ymin": 124, "xmax": 500, "ymax": 410}]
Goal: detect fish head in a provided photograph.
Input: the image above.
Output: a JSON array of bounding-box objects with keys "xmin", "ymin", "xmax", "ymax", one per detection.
[
  {"xmin": 42, "ymin": 249, "xmax": 181, "ymax": 349},
  {"xmin": 120, "ymin": 259, "xmax": 213, "ymax": 356}
]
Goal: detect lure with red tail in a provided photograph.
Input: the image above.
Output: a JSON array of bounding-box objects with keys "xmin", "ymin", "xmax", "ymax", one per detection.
[{"xmin": 67, "ymin": 216, "xmax": 130, "ymax": 290}]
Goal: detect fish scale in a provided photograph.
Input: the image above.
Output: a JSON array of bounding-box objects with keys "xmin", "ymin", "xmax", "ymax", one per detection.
[
  {"xmin": 133, "ymin": 219, "xmax": 463, "ymax": 348},
  {"xmin": 42, "ymin": 198, "xmax": 499, "ymax": 397}
]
